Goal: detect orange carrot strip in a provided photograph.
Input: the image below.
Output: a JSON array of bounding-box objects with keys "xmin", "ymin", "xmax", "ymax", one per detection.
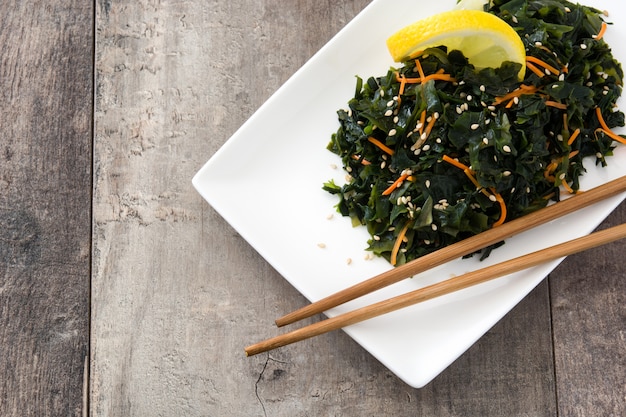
[
  {"xmin": 418, "ymin": 110, "xmax": 427, "ymax": 135},
  {"xmin": 596, "ymin": 107, "xmax": 626, "ymax": 144},
  {"xmin": 526, "ymin": 56, "xmax": 561, "ymax": 75},
  {"xmin": 594, "ymin": 22, "xmax": 608, "ymax": 40},
  {"xmin": 569, "ymin": 150, "xmax": 580, "ymax": 159},
  {"xmin": 351, "ymin": 155, "xmax": 371, "ymax": 165},
  {"xmin": 567, "ymin": 128, "xmax": 581, "ymax": 146},
  {"xmin": 494, "ymin": 85, "xmax": 538, "ymax": 105},
  {"xmin": 414, "ymin": 59, "xmax": 426, "ymax": 80},
  {"xmin": 505, "ymin": 99, "xmax": 515, "ymax": 109},
  {"xmin": 561, "ymin": 180, "xmax": 575, "ymax": 194},
  {"xmin": 442, "ymin": 155, "xmax": 469, "ymax": 171},
  {"xmin": 421, "ymin": 73, "xmax": 456, "ymax": 83},
  {"xmin": 526, "ymin": 61, "xmax": 547, "ymax": 78},
  {"xmin": 545, "ymin": 100, "xmax": 567, "ymax": 110},
  {"xmin": 390, "ymin": 221, "xmax": 412, "ymax": 266},
  {"xmin": 368, "ymin": 137, "xmax": 395, "ymax": 155},
  {"xmin": 423, "ymin": 114, "xmax": 438, "ymax": 138},
  {"xmin": 382, "ymin": 173, "xmax": 410, "ymax": 196},
  {"xmin": 491, "ymin": 191, "xmax": 507, "ymax": 227}
]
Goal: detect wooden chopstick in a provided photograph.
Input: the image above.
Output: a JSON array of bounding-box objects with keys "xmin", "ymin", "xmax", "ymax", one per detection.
[
  {"xmin": 275, "ymin": 175, "xmax": 626, "ymax": 327},
  {"xmin": 246, "ymin": 221, "xmax": 626, "ymax": 356}
]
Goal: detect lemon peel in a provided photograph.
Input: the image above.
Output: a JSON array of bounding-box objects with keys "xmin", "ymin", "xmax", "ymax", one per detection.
[{"xmin": 387, "ymin": 9, "xmax": 526, "ymax": 80}]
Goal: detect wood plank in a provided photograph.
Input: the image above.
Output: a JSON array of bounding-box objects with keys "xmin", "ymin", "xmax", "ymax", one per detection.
[
  {"xmin": 550, "ymin": 202, "xmax": 626, "ymax": 416},
  {"xmin": 0, "ymin": 1, "xmax": 93, "ymax": 416},
  {"xmin": 92, "ymin": 1, "xmax": 560, "ymax": 415}
]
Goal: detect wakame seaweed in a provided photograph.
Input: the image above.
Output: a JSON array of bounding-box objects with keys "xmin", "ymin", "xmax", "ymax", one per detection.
[{"xmin": 325, "ymin": 0, "xmax": 625, "ymax": 265}]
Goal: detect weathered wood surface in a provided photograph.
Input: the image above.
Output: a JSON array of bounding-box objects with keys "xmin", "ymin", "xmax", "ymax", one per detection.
[
  {"xmin": 0, "ymin": 0, "xmax": 612, "ymax": 415},
  {"xmin": 0, "ymin": 1, "xmax": 93, "ymax": 416}
]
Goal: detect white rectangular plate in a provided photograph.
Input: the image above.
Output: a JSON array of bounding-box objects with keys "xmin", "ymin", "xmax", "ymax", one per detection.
[{"xmin": 193, "ymin": 0, "xmax": 626, "ymax": 388}]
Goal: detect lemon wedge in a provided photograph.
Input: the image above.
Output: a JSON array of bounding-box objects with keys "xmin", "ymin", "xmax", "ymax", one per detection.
[{"xmin": 386, "ymin": 9, "xmax": 526, "ymax": 80}]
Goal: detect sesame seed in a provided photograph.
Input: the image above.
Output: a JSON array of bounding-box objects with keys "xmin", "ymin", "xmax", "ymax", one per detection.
[
  {"xmin": 425, "ymin": 180, "xmax": 431, "ymax": 188},
  {"xmin": 431, "ymin": 223, "xmax": 438, "ymax": 231},
  {"xmin": 346, "ymin": 258, "xmax": 352, "ymax": 265},
  {"xmin": 535, "ymin": 41, "xmax": 543, "ymax": 47},
  {"xmin": 422, "ymin": 144, "xmax": 431, "ymax": 151},
  {"xmin": 381, "ymin": 161, "xmax": 386, "ymax": 169},
  {"xmin": 526, "ymin": 187, "xmax": 531, "ymax": 193},
  {"xmin": 580, "ymin": 43, "xmax": 587, "ymax": 50},
  {"xmin": 503, "ymin": 145, "xmax": 512, "ymax": 153},
  {"xmin": 467, "ymin": 94, "xmax": 473, "ymax": 101},
  {"xmin": 470, "ymin": 123, "xmax": 480, "ymax": 130},
  {"xmin": 513, "ymin": 96, "xmax": 520, "ymax": 104},
  {"xmin": 489, "ymin": 194, "xmax": 497, "ymax": 202},
  {"xmin": 433, "ymin": 112, "xmax": 440, "ymax": 119},
  {"xmin": 388, "ymin": 128, "xmax": 397, "ymax": 136},
  {"xmin": 373, "ymin": 235, "xmax": 381, "ymax": 241},
  {"xmin": 511, "ymin": 187, "xmax": 516, "ymax": 193},
  {"xmin": 603, "ymin": 90, "xmax": 609, "ymax": 95},
  {"xmin": 346, "ymin": 166, "xmax": 352, "ymax": 173},
  {"xmin": 380, "ymin": 89, "xmax": 385, "ymax": 97},
  {"xmin": 565, "ymin": 6, "xmax": 571, "ymax": 12},
  {"xmin": 456, "ymin": 106, "xmax": 463, "ymax": 115},
  {"xmin": 424, "ymin": 239, "xmax": 431, "ymax": 245},
  {"xmin": 384, "ymin": 109, "xmax": 393, "ymax": 117},
  {"xmin": 479, "ymin": 85, "xmax": 486, "ymax": 92},
  {"xmin": 393, "ymin": 116, "xmax": 399, "ymax": 123},
  {"xmin": 488, "ymin": 105, "xmax": 496, "ymax": 111},
  {"xmin": 503, "ymin": 170, "xmax": 512, "ymax": 177},
  {"xmin": 387, "ymin": 100, "xmax": 394, "ymax": 107},
  {"xmin": 512, "ymin": 15, "xmax": 518, "ymax": 23},
  {"xmin": 557, "ymin": 134, "xmax": 564, "ymax": 142},
  {"xmin": 596, "ymin": 152, "xmax": 603, "ymax": 158},
  {"xmin": 603, "ymin": 73, "xmax": 609, "ymax": 80},
  {"xmin": 330, "ymin": 163, "xmax": 337, "ymax": 169},
  {"xmin": 436, "ymin": 138, "xmax": 442, "ymax": 144},
  {"xmin": 326, "ymin": 213, "xmax": 334, "ymax": 220},
  {"xmin": 317, "ymin": 243, "xmax": 326, "ymax": 248},
  {"xmin": 483, "ymin": 138, "xmax": 489, "ymax": 145}
]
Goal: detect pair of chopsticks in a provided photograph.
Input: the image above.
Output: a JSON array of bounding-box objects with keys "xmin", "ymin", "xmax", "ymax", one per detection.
[{"xmin": 245, "ymin": 176, "xmax": 626, "ymax": 357}]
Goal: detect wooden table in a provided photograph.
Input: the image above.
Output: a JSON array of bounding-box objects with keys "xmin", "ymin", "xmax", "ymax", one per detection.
[{"xmin": 2, "ymin": 1, "xmax": 624, "ymax": 415}]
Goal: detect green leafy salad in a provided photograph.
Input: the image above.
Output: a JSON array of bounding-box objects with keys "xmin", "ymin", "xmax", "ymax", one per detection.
[{"xmin": 324, "ymin": 0, "xmax": 626, "ymax": 266}]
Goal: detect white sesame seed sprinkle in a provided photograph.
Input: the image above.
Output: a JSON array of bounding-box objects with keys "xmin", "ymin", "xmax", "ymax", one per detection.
[
  {"xmin": 387, "ymin": 100, "xmax": 394, "ymax": 107},
  {"xmin": 317, "ymin": 243, "xmax": 326, "ymax": 248},
  {"xmin": 483, "ymin": 138, "xmax": 489, "ymax": 145},
  {"xmin": 580, "ymin": 43, "xmax": 588, "ymax": 50},
  {"xmin": 479, "ymin": 85, "xmax": 486, "ymax": 92},
  {"xmin": 503, "ymin": 145, "xmax": 512, "ymax": 153},
  {"xmin": 384, "ymin": 109, "xmax": 393, "ymax": 117},
  {"xmin": 489, "ymin": 194, "xmax": 497, "ymax": 202},
  {"xmin": 388, "ymin": 128, "xmax": 397, "ymax": 136},
  {"xmin": 470, "ymin": 123, "xmax": 480, "ymax": 130},
  {"xmin": 431, "ymin": 223, "xmax": 438, "ymax": 231}
]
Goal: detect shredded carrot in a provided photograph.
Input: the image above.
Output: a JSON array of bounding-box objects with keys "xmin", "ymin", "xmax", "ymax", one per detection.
[
  {"xmin": 398, "ymin": 76, "xmax": 407, "ymax": 105},
  {"xmin": 494, "ymin": 85, "xmax": 538, "ymax": 105},
  {"xmin": 418, "ymin": 110, "xmax": 427, "ymax": 135},
  {"xmin": 594, "ymin": 22, "xmax": 608, "ymax": 40},
  {"xmin": 423, "ymin": 114, "xmax": 438, "ymax": 139},
  {"xmin": 567, "ymin": 128, "xmax": 581, "ymax": 146},
  {"xmin": 414, "ymin": 59, "xmax": 426, "ymax": 79},
  {"xmin": 442, "ymin": 155, "xmax": 469, "ymax": 171},
  {"xmin": 595, "ymin": 107, "xmax": 626, "ymax": 144},
  {"xmin": 368, "ymin": 137, "xmax": 395, "ymax": 155},
  {"xmin": 382, "ymin": 173, "xmax": 410, "ymax": 196},
  {"xmin": 390, "ymin": 221, "xmax": 412, "ymax": 266},
  {"xmin": 491, "ymin": 191, "xmax": 507, "ymax": 227},
  {"xmin": 422, "ymin": 73, "xmax": 456, "ymax": 84},
  {"xmin": 505, "ymin": 98, "xmax": 516, "ymax": 109},
  {"xmin": 526, "ymin": 61, "xmax": 547, "ymax": 78},
  {"xmin": 561, "ymin": 180, "xmax": 575, "ymax": 194},
  {"xmin": 351, "ymin": 154, "xmax": 371, "ymax": 165},
  {"xmin": 569, "ymin": 150, "xmax": 580, "ymax": 159},
  {"xmin": 545, "ymin": 100, "xmax": 567, "ymax": 110},
  {"xmin": 526, "ymin": 56, "xmax": 561, "ymax": 76},
  {"xmin": 442, "ymin": 155, "xmax": 507, "ymax": 226},
  {"xmin": 543, "ymin": 161, "xmax": 558, "ymax": 181},
  {"xmin": 394, "ymin": 71, "xmax": 455, "ymax": 85}
]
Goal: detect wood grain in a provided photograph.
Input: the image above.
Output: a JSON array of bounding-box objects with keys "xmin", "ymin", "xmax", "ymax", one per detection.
[
  {"xmin": 91, "ymin": 0, "xmax": 625, "ymax": 416},
  {"xmin": 0, "ymin": 1, "xmax": 93, "ymax": 416}
]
